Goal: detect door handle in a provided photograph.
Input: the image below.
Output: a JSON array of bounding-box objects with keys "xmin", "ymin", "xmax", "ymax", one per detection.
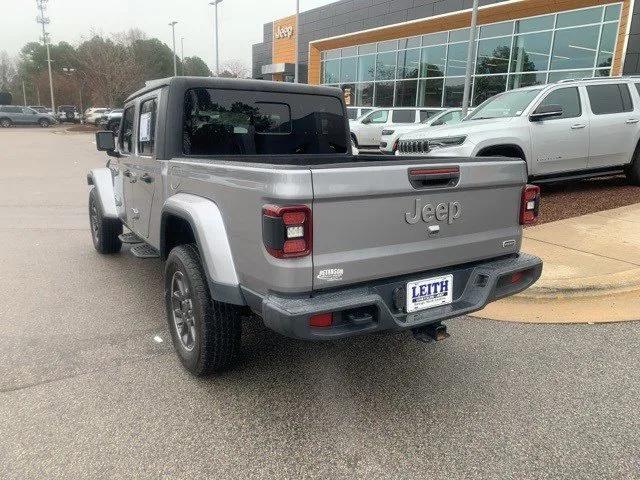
[
  {"xmin": 626, "ymin": 118, "xmax": 639, "ymax": 124},
  {"xmin": 140, "ymin": 173, "xmax": 153, "ymax": 184},
  {"xmin": 571, "ymin": 123, "xmax": 586, "ymax": 129}
]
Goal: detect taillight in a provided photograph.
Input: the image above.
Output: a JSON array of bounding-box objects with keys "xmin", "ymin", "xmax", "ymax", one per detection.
[
  {"xmin": 262, "ymin": 204, "xmax": 312, "ymax": 258},
  {"xmin": 520, "ymin": 184, "xmax": 540, "ymax": 225}
]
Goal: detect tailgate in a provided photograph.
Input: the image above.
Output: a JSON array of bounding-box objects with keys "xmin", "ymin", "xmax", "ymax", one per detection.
[{"xmin": 311, "ymin": 159, "xmax": 526, "ymax": 290}]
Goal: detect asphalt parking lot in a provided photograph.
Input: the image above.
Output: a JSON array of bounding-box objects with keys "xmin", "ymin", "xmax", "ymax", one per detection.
[{"xmin": 2, "ymin": 127, "xmax": 640, "ymax": 479}]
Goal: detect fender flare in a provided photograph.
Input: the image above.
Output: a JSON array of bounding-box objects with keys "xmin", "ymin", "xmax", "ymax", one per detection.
[
  {"xmin": 86, "ymin": 168, "xmax": 118, "ymax": 219},
  {"xmin": 161, "ymin": 194, "xmax": 245, "ymax": 306}
]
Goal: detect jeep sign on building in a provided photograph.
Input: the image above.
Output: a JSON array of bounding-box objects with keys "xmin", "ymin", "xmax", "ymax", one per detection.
[{"xmin": 253, "ymin": 0, "xmax": 637, "ymax": 108}]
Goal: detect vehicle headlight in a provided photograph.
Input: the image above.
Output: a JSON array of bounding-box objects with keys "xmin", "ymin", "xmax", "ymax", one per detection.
[
  {"xmin": 381, "ymin": 129, "xmax": 395, "ymax": 136},
  {"xmin": 427, "ymin": 136, "xmax": 467, "ymax": 148}
]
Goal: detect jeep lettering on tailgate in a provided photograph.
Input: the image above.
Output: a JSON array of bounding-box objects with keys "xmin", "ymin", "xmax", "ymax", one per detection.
[{"xmin": 405, "ymin": 199, "xmax": 462, "ymax": 225}]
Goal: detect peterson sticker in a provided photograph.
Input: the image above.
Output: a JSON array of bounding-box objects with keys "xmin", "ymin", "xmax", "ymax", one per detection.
[{"xmin": 317, "ymin": 268, "xmax": 344, "ymax": 282}]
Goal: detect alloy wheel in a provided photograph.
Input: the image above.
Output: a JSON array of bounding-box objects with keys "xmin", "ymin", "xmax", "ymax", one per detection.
[{"xmin": 170, "ymin": 271, "xmax": 196, "ymax": 351}]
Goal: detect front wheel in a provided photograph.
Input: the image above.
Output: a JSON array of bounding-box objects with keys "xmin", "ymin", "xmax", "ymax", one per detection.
[
  {"xmin": 165, "ymin": 244, "xmax": 242, "ymax": 375},
  {"xmin": 38, "ymin": 118, "xmax": 51, "ymax": 128},
  {"xmin": 88, "ymin": 188, "xmax": 122, "ymax": 254},
  {"xmin": 626, "ymin": 144, "xmax": 640, "ymax": 185}
]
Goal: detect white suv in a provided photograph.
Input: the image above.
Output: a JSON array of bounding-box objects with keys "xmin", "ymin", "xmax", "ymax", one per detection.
[
  {"xmin": 397, "ymin": 77, "xmax": 640, "ymax": 184},
  {"xmin": 349, "ymin": 107, "xmax": 443, "ymax": 151},
  {"xmin": 380, "ymin": 108, "xmax": 467, "ymax": 154}
]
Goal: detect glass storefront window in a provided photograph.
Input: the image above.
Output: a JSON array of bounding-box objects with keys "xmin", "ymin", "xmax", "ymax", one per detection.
[
  {"xmin": 397, "ymin": 48, "xmax": 420, "ymax": 79},
  {"xmin": 399, "ymin": 36, "xmax": 421, "ymax": 49},
  {"xmin": 357, "ymin": 54, "xmax": 376, "ymax": 82},
  {"xmin": 375, "ymin": 51, "xmax": 397, "ymax": 80},
  {"xmin": 605, "ymin": 4, "xmax": 621, "ymax": 22},
  {"xmin": 423, "ymin": 31, "xmax": 448, "ymax": 46},
  {"xmin": 597, "ymin": 23, "xmax": 616, "ymax": 69},
  {"xmin": 473, "ymin": 75, "xmax": 508, "ymax": 105},
  {"xmin": 449, "ymin": 28, "xmax": 470, "ymax": 43},
  {"xmin": 323, "ymin": 59, "xmax": 340, "ymax": 83},
  {"xmin": 476, "ymin": 37, "xmax": 511, "ymax": 74},
  {"xmin": 480, "ymin": 21, "xmax": 513, "ymax": 39},
  {"xmin": 340, "ymin": 57, "xmax": 357, "ymax": 83},
  {"xmin": 355, "ymin": 82, "xmax": 374, "ymax": 107},
  {"xmin": 378, "ymin": 40, "xmax": 398, "ymax": 52},
  {"xmin": 319, "ymin": 4, "xmax": 622, "ymax": 108},
  {"xmin": 374, "ymin": 81, "xmax": 394, "ymax": 106},
  {"xmin": 417, "ymin": 78, "xmax": 444, "ymax": 107},
  {"xmin": 443, "ymin": 77, "xmax": 465, "ymax": 107},
  {"xmin": 395, "ymin": 80, "xmax": 418, "ymax": 107},
  {"xmin": 420, "ymin": 45, "xmax": 446, "ymax": 77},
  {"xmin": 511, "ymin": 32, "xmax": 552, "ymax": 72},
  {"xmin": 516, "ymin": 14, "xmax": 554, "ymax": 34},
  {"xmin": 341, "ymin": 46, "xmax": 357, "ymax": 57},
  {"xmin": 508, "ymin": 72, "xmax": 547, "ymax": 90},
  {"xmin": 547, "ymin": 69, "xmax": 593, "ymax": 82},
  {"xmin": 446, "ymin": 42, "xmax": 469, "ymax": 76},
  {"xmin": 556, "ymin": 6, "xmax": 602, "ymax": 29},
  {"xmin": 550, "ymin": 25, "xmax": 600, "ymax": 70},
  {"xmin": 358, "ymin": 43, "xmax": 377, "ymax": 55}
]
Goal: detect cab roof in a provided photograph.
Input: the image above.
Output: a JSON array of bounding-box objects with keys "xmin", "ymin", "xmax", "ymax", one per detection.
[{"xmin": 124, "ymin": 76, "xmax": 343, "ymax": 103}]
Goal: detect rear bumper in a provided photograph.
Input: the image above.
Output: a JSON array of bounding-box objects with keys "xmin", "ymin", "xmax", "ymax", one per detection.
[{"xmin": 258, "ymin": 253, "xmax": 542, "ymax": 340}]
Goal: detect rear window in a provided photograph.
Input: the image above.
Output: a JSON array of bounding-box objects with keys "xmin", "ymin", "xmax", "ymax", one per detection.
[
  {"xmin": 183, "ymin": 88, "xmax": 347, "ymax": 155},
  {"xmin": 346, "ymin": 109, "xmax": 358, "ymax": 120},
  {"xmin": 391, "ymin": 109, "xmax": 415, "ymax": 123},
  {"xmin": 587, "ymin": 84, "xmax": 633, "ymax": 115}
]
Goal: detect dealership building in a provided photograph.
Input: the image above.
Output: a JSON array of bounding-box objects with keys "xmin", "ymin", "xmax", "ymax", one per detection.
[{"xmin": 252, "ymin": 0, "xmax": 639, "ymax": 108}]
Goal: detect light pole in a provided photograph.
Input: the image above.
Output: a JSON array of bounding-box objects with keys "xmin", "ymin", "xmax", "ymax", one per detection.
[
  {"xmin": 461, "ymin": 0, "xmax": 479, "ymax": 117},
  {"xmin": 181, "ymin": 36, "xmax": 185, "ymax": 74},
  {"xmin": 36, "ymin": 0, "xmax": 55, "ymax": 112},
  {"xmin": 209, "ymin": 0, "xmax": 223, "ymax": 76},
  {"xmin": 294, "ymin": 0, "xmax": 300, "ymax": 83},
  {"xmin": 62, "ymin": 67, "xmax": 84, "ymax": 117},
  {"xmin": 169, "ymin": 21, "xmax": 178, "ymax": 77}
]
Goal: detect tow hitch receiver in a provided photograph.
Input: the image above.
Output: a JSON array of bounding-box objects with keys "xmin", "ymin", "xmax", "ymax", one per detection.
[{"xmin": 412, "ymin": 322, "xmax": 450, "ymax": 344}]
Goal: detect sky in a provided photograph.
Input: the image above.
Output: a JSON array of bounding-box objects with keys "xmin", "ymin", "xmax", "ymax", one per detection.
[{"xmin": 2, "ymin": 0, "xmax": 336, "ymax": 69}]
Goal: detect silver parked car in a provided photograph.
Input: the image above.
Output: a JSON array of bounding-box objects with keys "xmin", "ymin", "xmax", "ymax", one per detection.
[
  {"xmin": 397, "ymin": 76, "xmax": 640, "ymax": 184},
  {"xmin": 0, "ymin": 105, "xmax": 57, "ymax": 127}
]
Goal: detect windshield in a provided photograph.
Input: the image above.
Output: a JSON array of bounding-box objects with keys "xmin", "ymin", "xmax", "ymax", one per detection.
[{"xmin": 466, "ymin": 88, "xmax": 543, "ymax": 120}]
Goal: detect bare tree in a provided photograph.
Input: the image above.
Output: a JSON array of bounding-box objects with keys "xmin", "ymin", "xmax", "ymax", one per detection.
[
  {"xmin": 0, "ymin": 51, "xmax": 17, "ymax": 91},
  {"xmin": 219, "ymin": 60, "xmax": 249, "ymax": 79},
  {"xmin": 76, "ymin": 35, "xmax": 143, "ymax": 106}
]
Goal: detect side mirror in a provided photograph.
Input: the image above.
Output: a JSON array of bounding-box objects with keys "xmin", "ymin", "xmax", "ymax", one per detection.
[
  {"xmin": 361, "ymin": 117, "xmax": 371, "ymax": 124},
  {"xmin": 530, "ymin": 104, "xmax": 563, "ymax": 121},
  {"xmin": 95, "ymin": 131, "xmax": 119, "ymax": 157}
]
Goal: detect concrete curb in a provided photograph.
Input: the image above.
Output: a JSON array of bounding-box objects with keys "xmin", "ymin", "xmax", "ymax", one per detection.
[{"xmin": 517, "ymin": 267, "xmax": 640, "ymax": 299}]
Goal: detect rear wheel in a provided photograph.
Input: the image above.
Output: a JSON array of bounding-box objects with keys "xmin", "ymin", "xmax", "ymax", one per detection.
[
  {"xmin": 0, "ymin": 118, "xmax": 12, "ymax": 128},
  {"xmin": 88, "ymin": 188, "xmax": 122, "ymax": 254},
  {"xmin": 165, "ymin": 244, "xmax": 242, "ymax": 375}
]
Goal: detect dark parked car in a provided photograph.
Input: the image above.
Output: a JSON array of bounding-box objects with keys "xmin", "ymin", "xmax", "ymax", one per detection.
[
  {"xmin": 0, "ymin": 105, "xmax": 57, "ymax": 127},
  {"xmin": 57, "ymin": 105, "xmax": 81, "ymax": 123}
]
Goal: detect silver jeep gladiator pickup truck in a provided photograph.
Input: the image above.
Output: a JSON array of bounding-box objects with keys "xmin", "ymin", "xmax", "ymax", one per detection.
[{"xmin": 88, "ymin": 77, "xmax": 542, "ymax": 375}]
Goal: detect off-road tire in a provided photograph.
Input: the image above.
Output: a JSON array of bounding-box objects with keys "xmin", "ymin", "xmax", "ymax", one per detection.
[
  {"xmin": 0, "ymin": 118, "xmax": 12, "ymax": 128},
  {"xmin": 625, "ymin": 143, "xmax": 640, "ymax": 185},
  {"xmin": 88, "ymin": 187, "xmax": 122, "ymax": 254},
  {"xmin": 165, "ymin": 244, "xmax": 242, "ymax": 375}
]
